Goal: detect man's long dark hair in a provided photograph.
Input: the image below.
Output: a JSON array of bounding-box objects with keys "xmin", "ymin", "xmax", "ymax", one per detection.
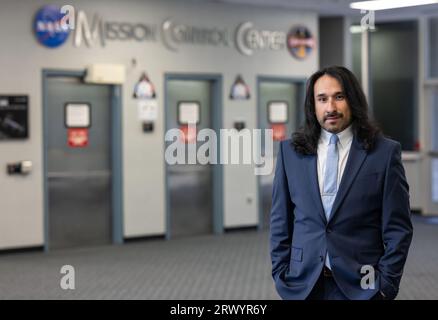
[{"xmin": 292, "ymin": 66, "xmax": 381, "ymax": 155}]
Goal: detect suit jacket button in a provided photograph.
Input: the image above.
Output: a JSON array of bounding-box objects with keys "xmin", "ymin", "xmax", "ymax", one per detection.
[
  {"xmin": 320, "ymin": 256, "xmax": 324, "ymax": 261},
  {"xmin": 326, "ymin": 228, "xmax": 332, "ymax": 233}
]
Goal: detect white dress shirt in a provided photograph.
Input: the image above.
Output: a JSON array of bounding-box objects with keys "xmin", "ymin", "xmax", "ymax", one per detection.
[{"xmin": 317, "ymin": 125, "xmax": 353, "ymax": 199}]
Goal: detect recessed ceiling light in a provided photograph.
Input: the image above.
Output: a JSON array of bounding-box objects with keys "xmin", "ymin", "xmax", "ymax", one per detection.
[{"xmin": 349, "ymin": 25, "xmax": 377, "ymax": 33}]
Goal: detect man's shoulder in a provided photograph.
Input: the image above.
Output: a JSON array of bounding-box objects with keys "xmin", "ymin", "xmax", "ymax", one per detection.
[
  {"xmin": 279, "ymin": 139, "xmax": 310, "ymax": 160},
  {"xmin": 279, "ymin": 139, "xmax": 296, "ymax": 154},
  {"xmin": 280, "ymin": 139, "xmax": 293, "ymax": 147},
  {"xmin": 373, "ymin": 135, "xmax": 401, "ymax": 152}
]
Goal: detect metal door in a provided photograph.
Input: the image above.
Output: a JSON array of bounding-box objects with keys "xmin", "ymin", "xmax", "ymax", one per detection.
[
  {"xmin": 46, "ymin": 77, "xmax": 112, "ymax": 249},
  {"xmin": 166, "ymin": 80, "xmax": 213, "ymax": 238},
  {"xmin": 258, "ymin": 80, "xmax": 303, "ymax": 229}
]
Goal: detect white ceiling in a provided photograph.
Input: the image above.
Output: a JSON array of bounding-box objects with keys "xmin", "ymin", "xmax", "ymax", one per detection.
[{"xmin": 208, "ymin": 0, "xmax": 438, "ymax": 20}]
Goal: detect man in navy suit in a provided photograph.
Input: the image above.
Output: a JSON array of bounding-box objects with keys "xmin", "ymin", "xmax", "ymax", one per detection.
[{"xmin": 270, "ymin": 66, "xmax": 413, "ymax": 300}]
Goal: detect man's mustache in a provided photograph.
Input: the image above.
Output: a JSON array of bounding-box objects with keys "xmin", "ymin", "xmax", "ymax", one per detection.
[{"xmin": 324, "ymin": 112, "xmax": 343, "ymax": 121}]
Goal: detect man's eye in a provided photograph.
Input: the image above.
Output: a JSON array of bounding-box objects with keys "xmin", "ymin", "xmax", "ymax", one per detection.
[
  {"xmin": 336, "ymin": 95, "xmax": 344, "ymax": 100},
  {"xmin": 318, "ymin": 97, "xmax": 327, "ymax": 102}
]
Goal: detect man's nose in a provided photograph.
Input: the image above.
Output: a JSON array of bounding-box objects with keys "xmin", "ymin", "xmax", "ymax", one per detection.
[{"xmin": 326, "ymin": 97, "xmax": 337, "ymax": 112}]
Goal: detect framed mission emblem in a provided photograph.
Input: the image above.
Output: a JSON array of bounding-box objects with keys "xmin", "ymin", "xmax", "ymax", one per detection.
[{"xmin": 287, "ymin": 26, "xmax": 316, "ymax": 60}]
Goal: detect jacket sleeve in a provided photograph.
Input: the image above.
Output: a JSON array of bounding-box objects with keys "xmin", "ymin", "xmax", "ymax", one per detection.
[
  {"xmin": 378, "ymin": 142, "xmax": 413, "ymax": 299},
  {"xmin": 270, "ymin": 141, "xmax": 295, "ymax": 287}
]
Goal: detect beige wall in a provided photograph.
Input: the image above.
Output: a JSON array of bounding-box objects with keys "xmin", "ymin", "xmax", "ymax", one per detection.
[{"xmin": 0, "ymin": 0, "xmax": 318, "ymax": 249}]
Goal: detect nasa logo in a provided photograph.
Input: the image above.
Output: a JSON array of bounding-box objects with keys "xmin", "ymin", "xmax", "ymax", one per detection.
[{"xmin": 34, "ymin": 5, "xmax": 70, "ymax": 48}]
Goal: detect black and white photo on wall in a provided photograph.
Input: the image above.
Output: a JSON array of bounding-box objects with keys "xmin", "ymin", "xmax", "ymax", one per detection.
[{"xmin": 0, "ymin": 95, "xmax": 29, "ymax": 139}]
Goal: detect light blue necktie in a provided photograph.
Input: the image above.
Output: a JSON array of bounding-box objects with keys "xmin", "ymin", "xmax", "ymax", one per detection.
[{"xmin": 322, "ymin": 134, "xmax": 339, "ymax": 269}]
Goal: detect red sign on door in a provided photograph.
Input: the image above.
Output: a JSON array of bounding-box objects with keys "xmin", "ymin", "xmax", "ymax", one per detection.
[
  {"xmin": 180, "ymin": 125, "xmax": 197, "ymax": 144},
  {"xmin": 68, "ymin": 128, "xmax": 88, "ymax": 147},
  {"xmin": 271, "ymin": 124, "xmax": 286, "ymax": 141}
]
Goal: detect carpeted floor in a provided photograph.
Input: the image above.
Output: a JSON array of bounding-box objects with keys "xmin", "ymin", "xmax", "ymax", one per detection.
[{"xmin": 0, "ymin": 215, "xmax": 436, "ymax": 299}]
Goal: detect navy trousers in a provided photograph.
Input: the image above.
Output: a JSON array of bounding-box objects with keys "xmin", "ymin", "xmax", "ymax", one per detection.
[
  {"xmin": 306, "ymin": 267, "xmax": 348, "ymax": 300},
  {"xmin": 306, "ymin": 267, "xmax": 384, "ymax": 300}
]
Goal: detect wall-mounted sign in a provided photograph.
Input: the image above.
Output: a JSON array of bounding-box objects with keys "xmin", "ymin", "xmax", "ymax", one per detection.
[
  {"xmin": 161, "ymin": 19, "xmax": 229, "ymax": 52},
  {"xmin": 268, "ymin": 101, "xmax": 288, "ymax": 124},
  {"xmin": 65, "ymin": 103, "xmax": 91, "ymax": 128},
  {"xmin": 133, "ymin": 73, "xmax": 156, "ymax": 99},
  {"xmin": 180, "ymin": 125, "xmax": 197, "ymax": 144},
  {"xmin": 67, "ymin": 128, "xmax": 88, "ymax": 147},
  {"xmin": 138, "ymin": 100, "xmax": 158, "ymax": 122},
  {"xmin": 271, "ymin": 123, "xmax": 286, "ymax": 141},
  {"xmin": 178, "ymin": 102, "xmax": 200, "ymax": 125},
  {"xmin": 34, "ymin": 5, "xmax": 70, "ymax": 48},
  {"xmin": 230, "ymin": 75, "xmax": 250, "ymax": 100},
  {"xmin": 31, "ymin": 7, "xmax": 315, "ymax": 61},
  {"xmin": 287, "ymin": 26, "xmax": 315, "ymax": 59},
  {"xmin": 235, "ymin": 21, "xmax": 286, "ymax": 56},
  {"xmin": 74, "ymin": 11, "xmax": 157, "ymax": 47},
  {"xmin": 178, "ymin": 102, "xmax": 199, "ymax": 143},
  {"xmin": 70, "ymin": 10, "xmax": 157, "ymax": 47},
  {"xmin": 133, "ymin": 73, "xmax": 157, "ymax": 133},
  {"xmin": 0, "ymin": 95, "xmax": 28, "ymax": 140}
]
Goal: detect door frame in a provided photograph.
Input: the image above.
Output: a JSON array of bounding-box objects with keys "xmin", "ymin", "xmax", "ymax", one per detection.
[
  {"xmin": 42, "ymin": 69, "xmax": 124, "ymax": 251},
  {"xmin": 164, "ymin": 73, "xmax": 223, "ymax": 239},
  {"xmin": 256, "ymin": 76, "xmax": 307, "ymax": 230}
]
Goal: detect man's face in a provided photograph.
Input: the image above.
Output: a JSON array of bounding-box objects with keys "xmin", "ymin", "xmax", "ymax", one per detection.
[{"xmin": 314, "ymin": 74, "xmax": 352, "ymax": 134}]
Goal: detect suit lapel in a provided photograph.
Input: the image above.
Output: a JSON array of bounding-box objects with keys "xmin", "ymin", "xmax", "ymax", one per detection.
[
  {"xmin": 306, "ymin": 154, "xmax": 327, "ymax": 224},
  {"xmin": 327, "ymin": 135, "xmax": 367, "ymax": 223}
]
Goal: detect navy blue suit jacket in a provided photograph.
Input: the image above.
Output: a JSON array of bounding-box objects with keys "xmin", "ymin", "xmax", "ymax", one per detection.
[{"xmin": 270, "ymin": 135, "xmax": 413, "ymax": 300}]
